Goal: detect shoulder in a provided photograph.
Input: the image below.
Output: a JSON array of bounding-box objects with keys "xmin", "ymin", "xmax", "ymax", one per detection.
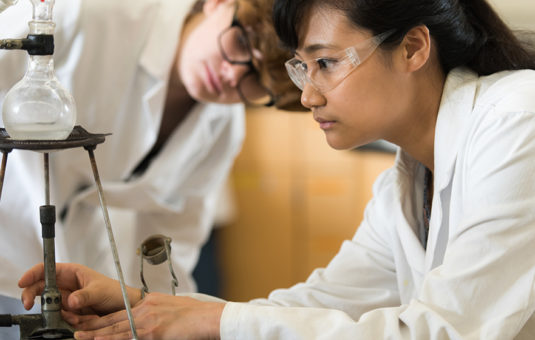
[
  {"xmin": 475, "ymin": 69, "xmax": 535, "ymax": 113},
  {"xmin": 455, "ymin": 69, "xmax": 535, "ymax": 140},
  {"xmin": 459, "ymin": 70, "xmax": 535, "ymax": 177}
]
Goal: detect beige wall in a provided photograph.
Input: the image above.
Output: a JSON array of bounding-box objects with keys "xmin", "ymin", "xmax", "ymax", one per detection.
[{"xmin": 489, "ymin": 0, "xmax": 535, "ymax": 30}]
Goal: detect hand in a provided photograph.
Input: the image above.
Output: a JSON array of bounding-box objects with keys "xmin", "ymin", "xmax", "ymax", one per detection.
[
  {"xmin": 71, "ymin": 293, "xmax": 225, "ymax": 340},
  {"xmin": 18, "ymin": 263, "xmax": 141, "ymax": 316}
]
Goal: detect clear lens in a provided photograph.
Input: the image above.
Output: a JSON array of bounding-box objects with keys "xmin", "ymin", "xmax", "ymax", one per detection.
[
  {"xmin": 237, "ymin": 72, "xmax": 274, "ymax": 106},
  {"xmin": 218, "ymin": 14, "xmax": 275, "ymax": 107},
  {"xmin": 219, "ymin": 26, "xmax": 251, "ymax": 63},
  {"xmin": 285, "ymin": 59, "xmax": 307, "ymax": 91},
  {"xmin": 285, "ymin": 55, "xmax": 355, "ymax": 93},
  {"xmin": 285, "ymin": 30, "xmax": 394, "ymax": 93}
]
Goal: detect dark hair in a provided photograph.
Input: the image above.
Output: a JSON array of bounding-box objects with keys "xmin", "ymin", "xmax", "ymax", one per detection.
[{"xmin": 273, "ymin": 0, "xmax": 535, "ymax": 76}]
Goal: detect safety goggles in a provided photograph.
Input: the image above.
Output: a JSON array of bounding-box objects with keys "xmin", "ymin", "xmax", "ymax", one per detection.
[{"xmin": 285, "ymin": 30, "xmax": 393, "ymax": 93}]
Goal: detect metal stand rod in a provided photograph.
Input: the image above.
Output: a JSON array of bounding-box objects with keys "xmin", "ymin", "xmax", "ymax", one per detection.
[
  {"xmin": 85, "ymin": 147, "xmax": 138, "ymax": 339},
  {"xmin": 0, "ymin": 151, "xmax": 9, "ymax": 201},
  {"xmin": 44, "ymin": 153, "xmax": 50, "ymax": 205}
]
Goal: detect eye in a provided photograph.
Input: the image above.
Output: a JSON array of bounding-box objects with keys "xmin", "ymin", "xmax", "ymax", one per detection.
[
  {"xmin": 294, "ymin": 60, "xmax": 308, "ymax": 72},
  {"xmin": 235, "ymin": 32, "xmax": 249, "ymax": 52},
  {"xmin": 316, "ymin": 58, "xmax": 337, "ymax": 70}
]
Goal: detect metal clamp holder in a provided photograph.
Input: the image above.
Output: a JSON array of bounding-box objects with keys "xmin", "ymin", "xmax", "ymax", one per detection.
[{"xmin": 139, "ymin": 234, "xmax": 179, "ymax": 296}]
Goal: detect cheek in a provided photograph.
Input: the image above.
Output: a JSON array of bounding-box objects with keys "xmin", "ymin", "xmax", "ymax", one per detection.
[
  {"xmin": 339, "ymin": 69, "xmax": 394, "ymax": 121},
  {"xmin": 178, "ymin": 59, "xmax": 202, "ymax": 99}
]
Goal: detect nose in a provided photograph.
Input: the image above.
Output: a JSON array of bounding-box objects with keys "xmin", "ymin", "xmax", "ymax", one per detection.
[
  {"xmin": 300, "ymin": 83, "xmax": 326, "ymax": 109},
  {"xmin": 220, "ymin": 60, "xmax": 249, "ymax": 87}
]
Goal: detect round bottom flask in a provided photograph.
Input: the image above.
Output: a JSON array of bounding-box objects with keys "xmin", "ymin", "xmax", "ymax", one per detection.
[{"xmin": 2, "ymin": 54, "xmax": 76, "ymax": 140}]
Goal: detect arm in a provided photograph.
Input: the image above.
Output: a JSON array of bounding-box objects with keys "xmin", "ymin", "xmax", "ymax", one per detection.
[{"xmin": 72, "ymin": 293, "xmax": 224, "ymax": 340}]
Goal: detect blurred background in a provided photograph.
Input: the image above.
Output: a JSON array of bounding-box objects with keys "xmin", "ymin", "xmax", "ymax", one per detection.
[{"xmin": 200, "ymin": 0, "xmax": 535, "ymax": 302}]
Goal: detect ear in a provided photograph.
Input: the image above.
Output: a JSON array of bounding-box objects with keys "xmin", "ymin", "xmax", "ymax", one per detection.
[
  {"xmin": 203, "ymin": 0, "xmax": 235, "ymax": 14},
  {"xmin": 398, "ymin": 25, "xmax": 432, "ymax": 72}
]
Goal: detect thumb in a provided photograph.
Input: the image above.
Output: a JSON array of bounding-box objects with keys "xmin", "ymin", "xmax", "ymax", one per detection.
[{"xmin": 67, "ymin": 288, "xmax": 95, "ymax": 310}]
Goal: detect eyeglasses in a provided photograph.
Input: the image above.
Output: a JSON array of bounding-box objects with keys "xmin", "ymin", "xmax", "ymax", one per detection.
[
  {"xmin": 218, "ymin": 8, "xmax": 275, "ymax": 107},
  {"xmin": 285, "ymin": 30, "xmax": 393, "ymax": 93}
]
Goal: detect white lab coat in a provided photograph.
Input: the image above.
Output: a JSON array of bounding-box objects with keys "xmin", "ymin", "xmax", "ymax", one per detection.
[
  {"xmin": 0, "ymin": 0, "xmax": 245, "ymax": 298},
  {"xmin": 219, "ymin": 68, "xmax": 535, "ymax": 339}
]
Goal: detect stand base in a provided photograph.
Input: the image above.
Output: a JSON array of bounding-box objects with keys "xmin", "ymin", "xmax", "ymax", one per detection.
[{"xmin": 0, "ymin": 313, "xmax": 74, "ymax": 339}]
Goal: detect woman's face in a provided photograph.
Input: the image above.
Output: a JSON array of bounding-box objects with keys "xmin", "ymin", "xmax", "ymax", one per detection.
[
  {"xmin": 178, "ymin": 0, "xmax": 265, "ymax": 104},
  {"xmin": 295, "ymin": 7, "xmax": 410, "ymax": 150}
]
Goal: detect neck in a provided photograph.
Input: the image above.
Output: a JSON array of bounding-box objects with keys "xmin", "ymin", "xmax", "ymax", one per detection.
[{"xmin": 388, "ymin": 65, "xmax": 445, "ymax": 173}]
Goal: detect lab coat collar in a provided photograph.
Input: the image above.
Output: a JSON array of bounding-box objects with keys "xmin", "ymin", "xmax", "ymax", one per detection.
[
  {"xmin": 394, "ymin": 150, "xmax": 427, "ymax": 278},
  {"xmin": 138, "ymin": 0, "xmax": 197, "ymax": 80},
  {"xmin": 392, "ymin": 68, "xmax": 479, "ymax": 276},
  {"xmin": 433, "ymin": 67, "xmax": 478, "ymax": 191},
  {"xmin": 425, "ymin": 67, "xmax": 479, "ymax": 266}
]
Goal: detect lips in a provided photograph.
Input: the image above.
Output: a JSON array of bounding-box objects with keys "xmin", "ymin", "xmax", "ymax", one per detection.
[
  {"xmin": 314, "ymin": 115, "xmax": 337, "ymax": 130},
  {"xmin": 203, "ymin": 62, "xmax": 223, "ymax": 94}
]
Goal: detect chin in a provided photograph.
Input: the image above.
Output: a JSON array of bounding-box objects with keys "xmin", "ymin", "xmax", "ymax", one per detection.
[{"xmin": 324, "ymin": 135, "xmax": 355, "ymax": 151}]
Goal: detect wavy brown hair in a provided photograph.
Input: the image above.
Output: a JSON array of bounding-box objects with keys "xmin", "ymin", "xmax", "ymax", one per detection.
[{"xmin": 188, "ymin": 0, "xmax": 306, "ymax": 111}]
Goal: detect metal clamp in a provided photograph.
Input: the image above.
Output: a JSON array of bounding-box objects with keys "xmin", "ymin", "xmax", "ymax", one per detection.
[{"xmin": 139, "ymin": 234, "xmax": 179, "ymax": 296}]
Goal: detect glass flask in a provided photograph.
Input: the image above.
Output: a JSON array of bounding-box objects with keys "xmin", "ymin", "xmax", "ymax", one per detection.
[
  {"xmin": 1, "ymin": 0, "xmax": 76, "ymax": 140},
  {"xmin": 2, "ymin": 55, "xmax": 76, "ymax": 140}
]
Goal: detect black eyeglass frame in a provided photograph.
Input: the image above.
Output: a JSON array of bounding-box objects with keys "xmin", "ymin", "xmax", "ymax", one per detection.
[{"xmin": 217, "ymin": 11, "xmax": 275, "ymax": 107}]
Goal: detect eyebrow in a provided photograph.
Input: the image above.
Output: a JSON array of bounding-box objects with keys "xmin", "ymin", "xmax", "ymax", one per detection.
[{"xmin": 296, "ymin": 43, "xmax": 340, "ymax": 57}]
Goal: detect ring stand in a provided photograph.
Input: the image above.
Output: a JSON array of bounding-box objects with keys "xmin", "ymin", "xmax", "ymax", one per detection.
[{"xmin": 0, "ymin": 126, "xmax": 138, "ymax": 339}]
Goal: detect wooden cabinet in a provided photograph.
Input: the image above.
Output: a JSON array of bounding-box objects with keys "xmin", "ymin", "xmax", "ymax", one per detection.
[{"xmin": 216, "ymin": 107, "xmax": 395, "ymax": 301}]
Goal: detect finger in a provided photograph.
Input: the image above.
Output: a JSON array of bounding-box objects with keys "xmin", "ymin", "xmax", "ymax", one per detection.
[
  {"xmin": 67, "ymin": 287, "xmax": 109, "ymax": 311},
  {"xmin": 75, "ymin": 309, "xmax": 129, "ymax": 331},
  {"xmin": 74, "ymin": 319, "xmax": 135, "ymax": 340},
  {"xmin": 20, "ymin": 281, "xmax": 45, "ymax": 310},
  {"xmin": 18, "ymin": 263, "xmax": 45, "ymax": 288},
  {"xmin": 94, "ymin": 330, "xmax": 138, "ymax": 340},
  {"xmin": 55, "ymin": 263, "xmax": 89, "ymax": 291},
  {"xmin": 62, "ymin": 310, "xmax": 99, "ymax": 326},
  {"xmin": 60, "ymin": 291, "xmax": 75, "ymax": 312},
  {"xmin": 75, "ymin": 330, "xmax": 134, "ymax": 340}
]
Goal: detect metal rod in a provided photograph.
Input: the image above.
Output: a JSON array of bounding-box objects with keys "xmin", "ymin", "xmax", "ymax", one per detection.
[
  {"xmin": 44, "ymin": 153, "xmax": 50, "ymax": 205},
  {"xmin": 0, "ymin": 151, "xmax": 8, "ymax": 201},
  {"xmin": 164, "ymin": 239, "xmax": 178, "ymax": 296},
  {"xmin": 86, "ymin": 148, "xmax": 138, "ymax": 339},
  {"xmin": 0, "ymin": 39, "xmax": 23, "ymax": 50}
]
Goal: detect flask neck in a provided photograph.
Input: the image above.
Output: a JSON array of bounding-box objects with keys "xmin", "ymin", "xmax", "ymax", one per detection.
[
  {"xmin": 31, "ymin": 0, "xmax": 54, "ymax": 21},
  {"xmin": 26, "ymin": 55, "xmax": 55, "ymax": 80},
  {"xmin": 29, "ymin": 0, "xmax": 56, "ymax": 36}
]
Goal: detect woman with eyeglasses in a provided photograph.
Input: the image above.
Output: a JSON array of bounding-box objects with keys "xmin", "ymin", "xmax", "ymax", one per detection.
[
  {"xmin": 17, "ymin": 0, "xmax": 535, "ymax": 339},
  {"xmin": 0, "ymin": 0, "xmax": 302, "ymax": 337}
]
